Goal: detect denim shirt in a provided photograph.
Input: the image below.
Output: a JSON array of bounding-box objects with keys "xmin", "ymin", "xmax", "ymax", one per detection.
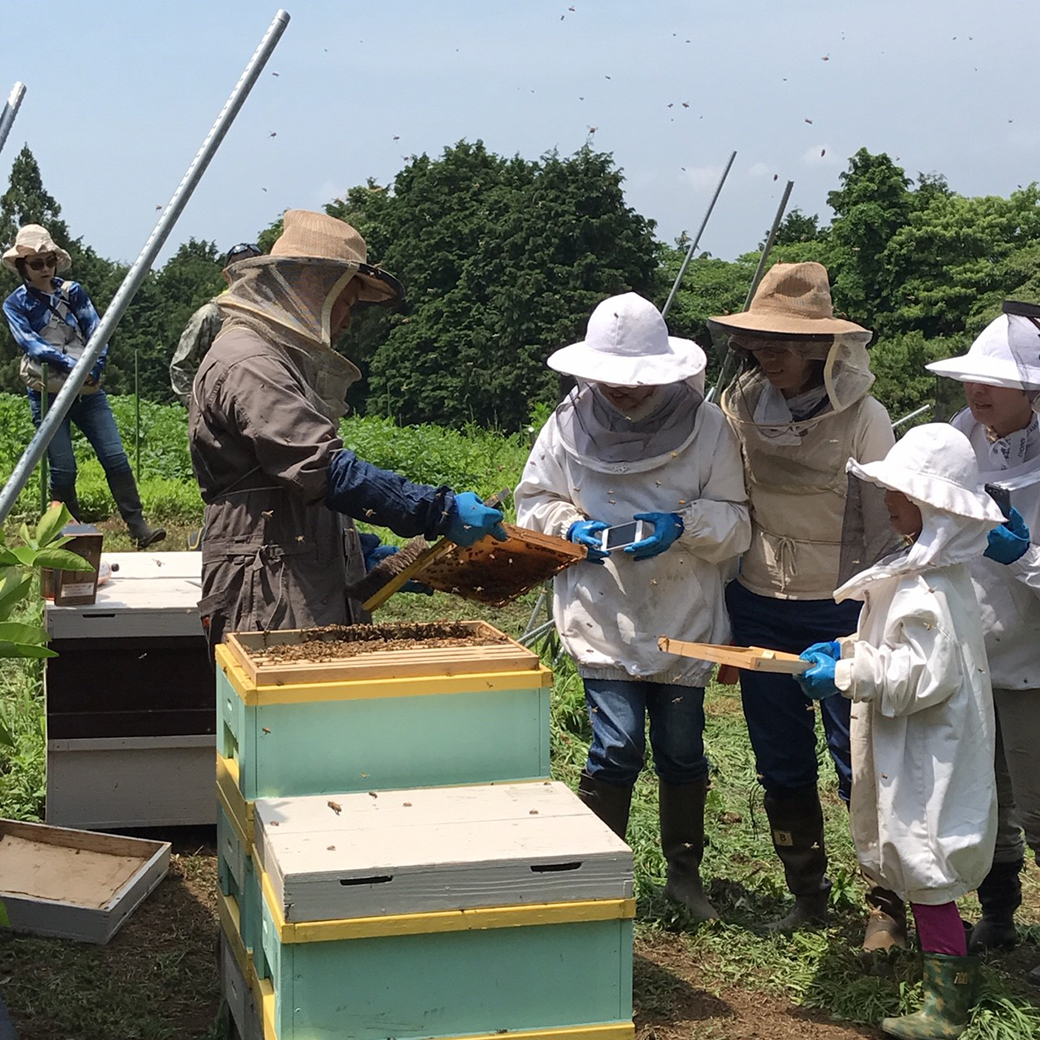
[{"xmin": 2, "ymin": 278, "xmax": 108, "ymax": 374}]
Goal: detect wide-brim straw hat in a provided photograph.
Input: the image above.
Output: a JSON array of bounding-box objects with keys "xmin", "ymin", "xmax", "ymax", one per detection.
[
  {"xmin": 2, "ymin": 224, "xmax": 72, "ymax": 274},
  {"xmin": 548, "ymin": 292, "xmax": 706, "ymax": 386},
  {"xmin": 267, "ymin": 210, "xmax": 404, "ymax": 304},
  {"xmin": 709, "ymin": 261, "xmax": 870, "ymax": 337},
  {"xmin": 847, "ymin": 423, "xmax": 1004, "ymax": 523},
  {"xmin": 927, "ymin": 312, "xmax": 1040, "ymax": 391}
]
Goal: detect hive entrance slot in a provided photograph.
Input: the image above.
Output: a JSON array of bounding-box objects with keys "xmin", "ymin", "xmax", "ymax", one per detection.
[
  {"xmin": 339, "ymin": 874, "xmax": 394, "ymax": 886},
  {"xmin": 530, "ymin": 861, "xmax": 582, "ymax": 873}
]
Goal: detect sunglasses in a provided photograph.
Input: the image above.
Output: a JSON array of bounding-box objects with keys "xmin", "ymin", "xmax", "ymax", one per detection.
[{"xmin": 27, "ymin": 255, "xmax": 57, "ymax": 272}]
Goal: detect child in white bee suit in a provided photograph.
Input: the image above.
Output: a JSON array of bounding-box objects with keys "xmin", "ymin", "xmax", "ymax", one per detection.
[
  {"xmin": 927, "ymin": 302, "xmax": 1040, "ymax": 986},
  {"xmin": 797, "ymin": 424, "xmax": 1002, "ymax": 1039},
  {"xmin": 516, "ymin": 292, "xmax": 750, "ymax": 919}
]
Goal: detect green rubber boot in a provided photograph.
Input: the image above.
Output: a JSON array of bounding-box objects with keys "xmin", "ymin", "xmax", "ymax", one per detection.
[{"xmin": 881, "ymin": 953, "xmax": 977, "ymax": 1039}]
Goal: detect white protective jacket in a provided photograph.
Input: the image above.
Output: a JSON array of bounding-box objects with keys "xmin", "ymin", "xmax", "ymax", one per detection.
[
  {"xmin": 515, "ymin": 400, "xmax": 750, "ymax": 687},
  {"xmin": 952, "ymin": 408, "xmax": 1040, "ymax": 690},
  {"xmin": 833, "ymin": 510, "xmax": 997, "ymax": 905}
]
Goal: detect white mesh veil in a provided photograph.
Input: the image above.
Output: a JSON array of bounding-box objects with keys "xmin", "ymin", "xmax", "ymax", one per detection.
[{"xmin": 216, "ymin": 256, "xmax": 363, "ymax": 419}]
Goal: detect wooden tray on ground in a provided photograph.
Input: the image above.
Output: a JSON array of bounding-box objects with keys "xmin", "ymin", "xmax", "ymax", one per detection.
[
  {"xmin": 0, "ymin": 819, "xmax": 169, "ymax": 943},
  {"xmin": 418, "ymin": 523, "xmax": 586, "ymax": 607},
  {"xmin": 658, "ymin": 637, "xmax": 809, "ymax": 674},
  {"xmin": 225, "ymin": 620, "xmax": 540, "ymax": 686}
]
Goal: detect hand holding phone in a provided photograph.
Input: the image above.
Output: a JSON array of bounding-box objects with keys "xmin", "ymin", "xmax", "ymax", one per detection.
[{"xmin": 599, "ymin": 520, "xmax": 646, "ymax": 552}]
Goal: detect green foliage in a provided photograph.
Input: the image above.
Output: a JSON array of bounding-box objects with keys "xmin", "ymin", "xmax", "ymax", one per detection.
[
  {"xmin": 329, "ymin": 141, "xmax": 660, "ymax": 430},
  {"xmin": 339, "ymin": 414, "xmax": 529, "ymax": 507}
]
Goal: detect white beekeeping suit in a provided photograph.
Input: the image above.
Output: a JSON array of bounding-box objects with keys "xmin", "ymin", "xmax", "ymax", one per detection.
[{"xmin": 831, "ymin": 425, "xmax": 1003, "ymax": 905}]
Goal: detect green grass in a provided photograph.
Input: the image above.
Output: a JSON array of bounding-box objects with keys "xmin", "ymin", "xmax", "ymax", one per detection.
[{"xmin": 1, "ymin": 406, "xmax": 1039, "ymax": 1037}]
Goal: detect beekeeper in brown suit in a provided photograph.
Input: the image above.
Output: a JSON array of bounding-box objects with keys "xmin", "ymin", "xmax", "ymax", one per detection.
[{"xmin": 189, "ymin": 210, "xmax": 505, "ymax": 650}]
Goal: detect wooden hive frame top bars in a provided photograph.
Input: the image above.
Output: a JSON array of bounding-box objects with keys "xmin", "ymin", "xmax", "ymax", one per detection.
[{"xmin": 225, "ymin": 620, "xmax": 540, "ymax": 687}]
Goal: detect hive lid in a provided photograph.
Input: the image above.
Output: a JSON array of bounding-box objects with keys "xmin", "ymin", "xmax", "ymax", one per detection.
[
  {"xmin": 418, "ymin": 523, "xmax": 586, "ymax": 607},
  {"xmin": 254, "ymin": 781, "xmax": 632, "ymax": 923}
]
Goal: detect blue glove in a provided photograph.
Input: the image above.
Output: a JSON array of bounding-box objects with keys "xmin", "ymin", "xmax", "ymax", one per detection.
[
  {"xmin": 796, "ymin": 650, "xmax": 840, "ymax": 700},
  {"xmin": 567, "ymin": 519, "xmax": 609, "ymax": 563},
  {"xmin": 803, "ymin": 640, "xmax": 842, "ymax": 662},
  {"xmin": 984, "ymin": 507, "xmax": 1030, "ymax": 565},
  {"xmin": 443, "ymin": 491, "xmax": 508, "ymax": 547},
  {"xmin": 624, "ymin": 512, "xmax": 684, "ymax": 561}
]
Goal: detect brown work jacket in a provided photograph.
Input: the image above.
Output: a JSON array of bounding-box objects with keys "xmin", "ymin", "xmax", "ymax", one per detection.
[{"xmin": 188, "ymin": 325, "xmax": 367, "ymax": 654}]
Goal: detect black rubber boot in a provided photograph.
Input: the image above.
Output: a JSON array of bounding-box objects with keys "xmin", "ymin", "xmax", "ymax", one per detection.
[
  {"xmin": 106, "ymin": 469, "xmax": 166, "ymax": 549},
  {"xmin": 969, "ymin": 858, "xmax": 1022, "ymax": 952},
  {"xmin": 763, "ymin": 788, "xmax": 830, "ymax": 932},
  {"xmin": 577, "ymin": 771, "xmax": 632, "ymax": 841},
  {"xmin": 863, "ymin": 885, "xmax": 909, "ymax": 954},
  {"xmin": 659, "ymin": 779, "xmax": 718, "ymax": 920},
  {"xmin": 50, "ymin": 483, "xmax": 81, "ymax": 521}
]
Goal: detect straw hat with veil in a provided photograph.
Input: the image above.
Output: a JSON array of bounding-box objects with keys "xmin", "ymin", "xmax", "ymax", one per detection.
[{"xmin": 214, "ymin": 209, "xmax": 404, "ymax": 419}]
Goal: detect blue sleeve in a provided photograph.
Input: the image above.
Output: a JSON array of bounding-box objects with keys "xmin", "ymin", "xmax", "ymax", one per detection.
[
  {"xmin": 326, "ymin": 449, "xmax": 457, "ymax": 539},
  {"xmin": 2, "ymin": 291, "xmax": 75, "ymax": 371},
  {"xmin": 64, "ymin": 282, "xmax": 108, "ymax": 368}
]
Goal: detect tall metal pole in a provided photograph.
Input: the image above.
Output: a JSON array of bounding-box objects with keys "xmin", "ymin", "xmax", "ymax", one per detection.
[
  {"xmin": 134, "ymin": 350, "xmax": 141, "ymax": 480},
  {"xmin": 707, "ymin": 179, "xmax": 794, "ymax": 403},
  {"xmin": 0, "ymin": 10, "xmax": 290, "ymax": 524},
  {"xmin": 0, "ymin": 82, "xmax": 26, "ymax": 160},
  {"xmin": 661, "ymin": 150, "xmax": 737, "ymax": 320}
]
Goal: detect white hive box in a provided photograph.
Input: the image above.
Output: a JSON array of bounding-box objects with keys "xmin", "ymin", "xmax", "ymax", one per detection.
[{"xmin": 44, "ymin": 552, "xmax": 215, "ymax": 828}]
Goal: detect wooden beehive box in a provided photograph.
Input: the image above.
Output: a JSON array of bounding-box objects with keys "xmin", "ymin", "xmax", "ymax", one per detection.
[
  {"xmin": 418, "ymin": 523, "xmax": 586, "ymax": 606},
  {"xmin": 0, "ymin": 819, "xmax": 169, "ymax": 943},
  {"xmin": 251, "ymin": 782, "xmax": 635, "ymax": 1040},
  {"xmin": 216, "ymin": 621, "xmax": 552, "ymax": 805}
]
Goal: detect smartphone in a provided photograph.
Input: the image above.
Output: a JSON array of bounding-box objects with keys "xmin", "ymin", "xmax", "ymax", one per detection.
[
  {"xmin": 984, "ymin": 483, "xmax": 1012, "ymax": 520},
  {"xmin": 600, "ymin": 520, "xmax": 646, "ymax": 552}
]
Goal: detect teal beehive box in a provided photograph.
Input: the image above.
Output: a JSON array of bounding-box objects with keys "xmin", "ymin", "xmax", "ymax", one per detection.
[
  {"xmin": 251, "ymin": 781, "xmax": 635, "ymax": 1040},
  {"xmin": 215, "ymin": 622, "xmax": 552, "ymax": 808}
]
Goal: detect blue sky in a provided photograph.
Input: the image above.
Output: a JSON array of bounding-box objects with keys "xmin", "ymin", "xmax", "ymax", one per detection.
[{"xmin": 2, "ymin": 1, "xmax": 1037, "ymax": 268}]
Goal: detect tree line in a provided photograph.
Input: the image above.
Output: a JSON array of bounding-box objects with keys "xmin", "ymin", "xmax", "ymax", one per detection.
[{"xmin": 2, "ymin": 143, "xmax": 1038, "ymax": 430}]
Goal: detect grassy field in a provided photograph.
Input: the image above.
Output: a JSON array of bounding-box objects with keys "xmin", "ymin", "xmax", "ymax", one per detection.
[{"xmin": 0, "ymin": 407, "xmax": 1038, "ymax": 1038}]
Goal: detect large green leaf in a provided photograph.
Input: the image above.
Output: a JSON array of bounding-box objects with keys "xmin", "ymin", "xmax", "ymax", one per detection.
[
  {"xmin": 8, "ymin": 546, "xmax": 36, "ymax": 566},
  {"xmin": 32, "ymin": 547, "xmax": 94, "ymax": 572},
  {"xmin": 0, "ymin": 574, "xmax": 33, "ymax": 621},
  {"xmin": 0, "ymin": 548, "xmax": 20, "ymax": 567},
  {"xmin": 0, "ymin": 621, "xmax": 50, "ymax": 646},
  {"xmin": 18, "ymin": 521, "xmax": 35, "ymax": 551},
  {"xmin": 35, "ymin": 502, "xmax": 71, "ymax": 548},
  {"xmin": 0, "ymin": 641, "xmax": 57, "ymax": 659}
]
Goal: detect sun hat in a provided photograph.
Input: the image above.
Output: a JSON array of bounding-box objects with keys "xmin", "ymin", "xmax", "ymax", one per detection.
[
  {"xmin": 847, "ymin": 423, "xmax": 1004, "ymax": 523},
  {"xmin": 709, "ymin": 262, "xmax": 870, "ymax": 337},
  {"xmin": 2, "ymin": 224, "xmax": 72, "ymax": 274},
  {"xmin": 547, "ymin": 292, "xmax": 706, "ymax": 386},
  {"xmin": 927, "ymin": 306, "xmax": 1040, "ymax": 392},
  {"xmin": 268, "ymin": 210, "xmax": 404, "ymax": 304}
]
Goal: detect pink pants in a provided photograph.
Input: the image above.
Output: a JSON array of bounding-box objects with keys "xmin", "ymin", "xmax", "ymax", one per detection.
[{"xmin": 911, "ymin": 901, "xmax": 967, "ymax": 956}]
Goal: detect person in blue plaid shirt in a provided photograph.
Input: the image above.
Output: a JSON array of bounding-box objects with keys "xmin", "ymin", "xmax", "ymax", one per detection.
[{"xmin": 3, "ymin": 223, "xmax": 165, "ymax": 548}]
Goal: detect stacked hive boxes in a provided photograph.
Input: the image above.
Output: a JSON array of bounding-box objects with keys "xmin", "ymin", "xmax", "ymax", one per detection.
[{"xmin": 215, "ymin": 623, "xmax": 635, "ymax": 1040}]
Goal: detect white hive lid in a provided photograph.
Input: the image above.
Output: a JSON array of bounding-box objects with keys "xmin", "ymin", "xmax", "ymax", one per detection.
[{"xmin": 255, "ymin": 781, "xmax": 633, "ymax": 923}]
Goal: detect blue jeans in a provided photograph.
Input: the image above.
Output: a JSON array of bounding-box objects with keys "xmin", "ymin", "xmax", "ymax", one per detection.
[
  {"xmin": 583, "ymin": 678, "xmax": 708, "ymax": 788},
  {"xmin": 27, "ymin": 388, "xmax": 131, "ymax": 489},
  {"xmin": 725, "ymin": 579, "xmax": 860, "ymax": 802}
]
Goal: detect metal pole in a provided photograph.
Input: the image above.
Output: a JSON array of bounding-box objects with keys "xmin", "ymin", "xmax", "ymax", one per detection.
[
  {"xmin": 892, "ymin": 403, "xmax": 931, "ymax": 430},
  {"xmin": 0, "ymin": 10, "xmax": 290, "ymax": 525},
  {"xmin": 707, "ymin": 179, "xmax": 794, "ymax": 403},
  {"xmin": 134, "ymin": 350, "xmax": 141, "ymax": 480},
  {"xmin": 0, "ymin": 82, "xmax": 26, "ymax": 160},
  {"xmin": 39, "ymin": 369, "xmax": 48, "ymax": 517},
  {"xmin": 661, "ymin": 150, "xmax": 737, "ymax": 320}
]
